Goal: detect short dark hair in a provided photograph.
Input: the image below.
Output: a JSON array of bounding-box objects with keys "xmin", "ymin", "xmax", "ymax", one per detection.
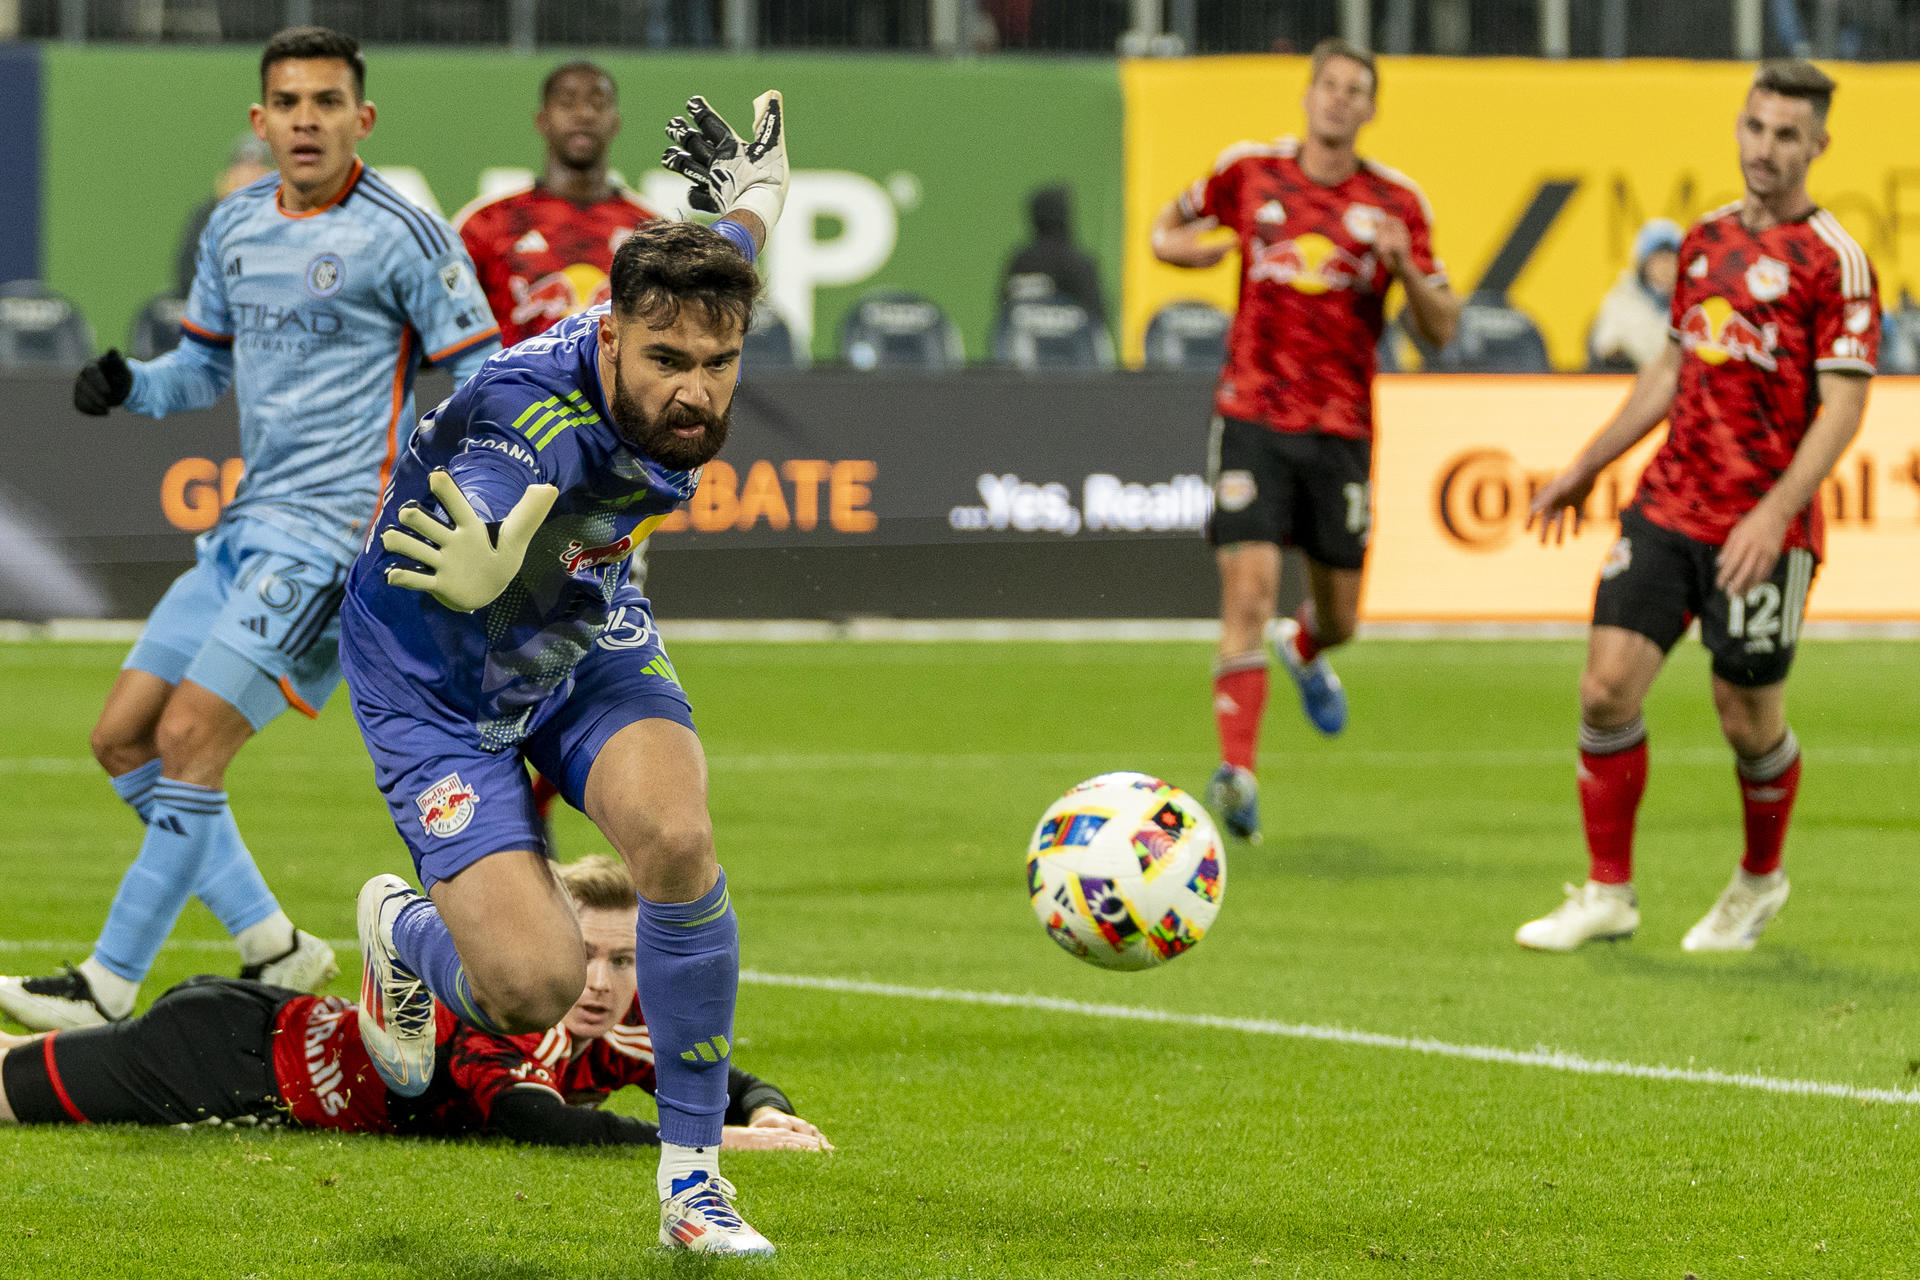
[
  {"xmin": 260, "ymin": 26, "xmax": 366, "ymax": 101},
  {"xmin": 1310, "ymin": 37, "xmax": 1377, "ymax": 98},
  {"xmin": 1752, "ymin": 58, "xmax": 1836, "ymax": 122},
  {"xmin": 542, "ymin": 61, "xmax": 615, "ymax": 104},
  {"xmin": 609, "ymin": 221, "xmax": 758, "ymax": 336}
]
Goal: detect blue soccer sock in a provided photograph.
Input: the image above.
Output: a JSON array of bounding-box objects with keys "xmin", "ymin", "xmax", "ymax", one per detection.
[
  {"xmin": 190, "ymin": 806, "xmax": 284, "ymax": 941},
  {"xmin": 108, "ymin": 759, "xmax": 163, "ymax": 824},
  {"xmin": 635, "ymin": 869, "xmax": 739, "ymax": 1152},
  {"xmin": 92, "ymin": 778, "xmax": 226, "ymax": 985},
  {"xmin": 391, "ymin": 896, "xmax": 504, "ymax": 1033}
]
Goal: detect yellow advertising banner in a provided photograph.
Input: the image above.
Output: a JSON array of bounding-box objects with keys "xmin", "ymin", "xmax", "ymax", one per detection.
[
  {"xmin": 1365, "ymin": 375, "xmax": 1920, "ymax": 622},
  {"xmin": 1121, "ymin": 57, "xmax": 1920, "ymax": 370}
]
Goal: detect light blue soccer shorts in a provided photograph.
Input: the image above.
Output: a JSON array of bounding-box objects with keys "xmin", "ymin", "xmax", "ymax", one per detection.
[{"xmin": 124, "ymin": 517, "xmax": 345, "ymax": 731}]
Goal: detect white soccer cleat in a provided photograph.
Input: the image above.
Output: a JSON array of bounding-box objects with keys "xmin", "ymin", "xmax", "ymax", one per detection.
[
  {"xmin": 242, "ymin": 929, "xmax": 340, "ymax": 992},
  {"xmin": 0, "ymin": 965, "xmax": 119, "ymax": 1031},
  {"xmin": 1515, "ymin": 880, "xmax": 1639, "ymax": 951},
  {"xmin": 355, "ymin": 874, "xmax": 437, "ymax": 1097},
  {"xmin": 1682, "ymin": 869, "xmax": 1789, "ymax": 953},
  {"xmin": 660, "ymin": 1173, "xmax": 775, "ymax": 1256}
]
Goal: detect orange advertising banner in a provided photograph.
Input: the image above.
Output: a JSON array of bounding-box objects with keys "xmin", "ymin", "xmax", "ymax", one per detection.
[{"xmin": 1365, "ymin": 375, "xmax": 1920, "ymax": 622}]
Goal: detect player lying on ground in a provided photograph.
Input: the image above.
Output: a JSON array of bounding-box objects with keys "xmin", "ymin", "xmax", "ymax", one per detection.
[
  {"xmin": 342, "ymin": 93, "xmax": 791, "ymax": 1255},
  {"xmin": 1149, "ymin": 39, "xmax": 1460, "ymax": 843},
  {"xmin": 1518, "ymin": 59, "xmax": 1876, "ymax": 954},
  {"xmin": 0, "ymin": 26, "xmax": 500, "ymax": 1032},
  {"xmin": 0, "ymin": 857, "xmax": 831, "ymax": 1155}
]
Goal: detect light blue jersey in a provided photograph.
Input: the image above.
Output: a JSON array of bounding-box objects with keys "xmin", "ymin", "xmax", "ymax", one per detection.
[{"xmin": 125, "ymin": 161, "xmax": 500, "ymax": 566}]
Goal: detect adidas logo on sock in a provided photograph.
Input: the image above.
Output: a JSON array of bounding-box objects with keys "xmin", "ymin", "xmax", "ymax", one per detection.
[{"xmin": 153, "ymin": 814, "xmax": 186, "ymax": 835}]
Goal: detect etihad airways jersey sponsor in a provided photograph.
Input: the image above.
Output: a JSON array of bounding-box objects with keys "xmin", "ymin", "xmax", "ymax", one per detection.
[
  {"xmin": 270, "ymin": 993, "xmax": 656, "ymax": 1133},
  {"xmin": 1181, "ymin": 136, "xmax": 1443, "ymax": 440},
  {"xmin": 1635, "ymin": 204, "xmax": 1879, "ymax": 557},
  {"xmin": 455, "ymin": 183, "xmax": 661, "ymax": 346}
]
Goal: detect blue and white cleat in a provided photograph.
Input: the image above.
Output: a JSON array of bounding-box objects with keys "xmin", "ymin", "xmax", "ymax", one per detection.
[
  {"xmin": 1204, "ymin": 762, "xmax": 1262, "ymax": 844},
  {"xmin": 355, "ymin": 874, "xmax": 437, "ymax": 1098},
  {"xmin": 1270, "ymin": 616, "xmax": 1348, "ymax": 736},
  {"xmin": 660, "ymin": 1173, "xmax": 776, "ymax": 1256}
]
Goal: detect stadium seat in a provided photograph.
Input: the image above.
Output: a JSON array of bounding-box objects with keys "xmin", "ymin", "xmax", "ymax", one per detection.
[
  {"xmin": 129, "ymin": 294, "xmax": 191, "ymax": 361},
  {"xmin": 837, "ymin": 290, "xmax": 963, "ymax": 372},
  {"xmin": 991, "ymin": 290, "xmax": 1114, "ymax": 371},
  {"xmin": 742, "ymin": 304, "xmax": 808, "ymax": 373},
  {"xmin": 1879, "ymin": 301, "xmax": 1920, "ymax": 375},
  {"xmin": 0, "ymin": 280, "xmax": 95, "ymax": 372},
  {"xmin": 1420, "ymin": 293, "xmax": 1553, "ymax": 374},
  {"xmin": 1141, "ymin": 300, "xmax": 1230, "ymax": 372}
]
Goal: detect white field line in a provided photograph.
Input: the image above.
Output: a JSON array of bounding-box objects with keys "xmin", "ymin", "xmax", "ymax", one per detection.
[
  {"xmin": 7, "ymin": 743, "xmax": 1919, "ymax": 776},
  {"xmin": 738, "ymin": 970, "xmax": 1920, "ymax": 1108},
  {"xmin": 0, "ymin": 939, "xmax": 1909, "ymax": 1107}
]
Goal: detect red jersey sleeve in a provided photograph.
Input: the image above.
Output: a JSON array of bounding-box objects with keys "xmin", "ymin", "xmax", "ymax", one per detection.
[
  {"xmin": 1809, "ymin": 214, "xmax": 1880, "ymax": 376},
  {"xmin": 1180, "ymin": 146, "xmax": 1252, "ymax": 233},
  {"xmin": 1668, "ymin": 227, "xmax": 1704, "ymax": 337},
  {"xmin": 444, "ymin": 1024, "xmax": 566, "ymax": 1121},
  {"xmin": 1400, "ymin": 189, "xmax": 1441, "ymax": 282}
]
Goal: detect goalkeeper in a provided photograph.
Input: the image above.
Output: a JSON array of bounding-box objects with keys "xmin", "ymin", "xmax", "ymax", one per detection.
[{"xmin": 337, "ymin": 93, "xmax": 789, "ymax": 1256}]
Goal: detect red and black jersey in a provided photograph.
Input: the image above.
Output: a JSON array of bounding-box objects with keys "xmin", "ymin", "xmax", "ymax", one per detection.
[
  {"xmin": 1634, "ymin": 204, "xmax": 1879, "ymax": 557},
  {"xmin": 454, "ymin": 184, "xmax": 661, "ymax": 346},
  {"xmin": 1181, "ymin": 137, "xmax": 1444, "ymax": 440},
  {"xmin": 270, "ymin": 994, "xmax": 655, "ymax": 1134}
]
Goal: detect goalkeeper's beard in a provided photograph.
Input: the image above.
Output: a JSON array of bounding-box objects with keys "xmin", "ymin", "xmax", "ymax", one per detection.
[{"xmin": 610, "ymin": 368, "xmax": 732, "ymax": 470}]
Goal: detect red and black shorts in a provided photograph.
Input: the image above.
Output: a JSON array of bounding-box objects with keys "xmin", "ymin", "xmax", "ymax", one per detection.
[
  {"xmin": 1, "ymin": 977, "xmax": 292, "ymax": 1126},
  {"xmin": 1593, "ymin": 507, "xmax": 1818, "ymax": 689},
  {"xmin": 1206, "ymin": 416, "xmax": 1372, "ymax": 571}
]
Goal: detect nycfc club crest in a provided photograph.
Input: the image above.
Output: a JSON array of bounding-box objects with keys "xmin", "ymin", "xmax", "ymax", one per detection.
[
  {"xmin": 1745, "ymin": 256, "xmax": 1790, "ymax": 303},
  {"xmin": 306, "ymin": 253, "xmax": 344, "ymax": 298},
  {"xmin": 440, "ymin": 262, "xmax": 467, "ymax": 294},
  {"xmin": 416, "ymin": 772, "xmax": 479, "ymax": 837}
]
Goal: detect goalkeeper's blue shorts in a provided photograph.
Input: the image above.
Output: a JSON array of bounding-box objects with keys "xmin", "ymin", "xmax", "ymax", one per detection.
[{"xmin": 124, "ymin": 516, "xmax": 344, "ymax": 731}]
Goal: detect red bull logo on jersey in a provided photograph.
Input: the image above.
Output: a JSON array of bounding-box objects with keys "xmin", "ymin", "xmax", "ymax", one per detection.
[
  {"xmin": 1246, "ymin": 232, "xmax": 1371, "ymax": 296},
  {"xmin": 509, "ymin": 263, "xmax": 612, "ymax": 329},
  {"xmin": 416, "ymin": 771, "xmax": 480, "ymax": 838},
  {"xmin": 1679, "ymin": 296, "xmax": 1778, "ymax": 371},
  {"xmin": 560, "ymin": 533, "xmax": 636, "ymax": 573}
]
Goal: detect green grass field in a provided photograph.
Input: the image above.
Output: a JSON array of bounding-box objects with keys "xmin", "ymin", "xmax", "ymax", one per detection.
[{"xmin": 2, "ymin": 636, "xmax": 1917, "ymax": 1278}]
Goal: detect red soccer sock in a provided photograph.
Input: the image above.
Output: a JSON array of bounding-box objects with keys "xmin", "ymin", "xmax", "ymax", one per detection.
[
  {"xmin": 1291, "ymin": 602, "xmax": 1323, "ymax": 664},
  {"xmin": 1213, "ymin": 653, "xmax": 1269, "ymax": 772},
  {"xmin": 1577, "ymin": 719, "xmax": 1648, "ymax": 885},
  {"xmin": 530, "ymin": 771, "xmax": 561, "ymax": 822},
  {"xmin": 1737, "ymin": 730, "xmax": 1801, "ymax": 877}
]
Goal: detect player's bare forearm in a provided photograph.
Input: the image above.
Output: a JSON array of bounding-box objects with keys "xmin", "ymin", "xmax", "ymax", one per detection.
[
  {"xmin": 1755, "ymin": 372, "xmax": 1870, "ymax": 524},
  {"xmin": 1151, "ymin": 198, "xmax": 1230, "ymax": 270},
  {"xmin": 1397, "ymin": 270, "xmax": 1460, "ymax": 349},
  {"xmin": 722, "ymin": 210, "xmax": 768, "ymax": 253},
  {"xmin": 1576, "ymin": 341, "xmax": 1682, "ymax": 478}
]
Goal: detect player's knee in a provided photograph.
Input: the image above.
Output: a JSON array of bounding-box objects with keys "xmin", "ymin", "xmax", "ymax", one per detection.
[
  {"xmin": 1578, "ymin": 667, "xmax": 1642, "ymax": 726},
  {"xmin": 1711, "ymin": 684, "xmax": 1778, "ymax": 756},
  {"xmin": 478, "ymin": 959, "xmax": 585, "ymax": 1034},
  {"xmin": 89, "ymin": 719, "xmax": 153, "ymax": 776},
  {"xmin": 623, "ymin": 815, "xmax": 716, "ymax": 901},
  {"xmin": 153, "ymin": 704, "xmax": 237, "ymax": 782}
]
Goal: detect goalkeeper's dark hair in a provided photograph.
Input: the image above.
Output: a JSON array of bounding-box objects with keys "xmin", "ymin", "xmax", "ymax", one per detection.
[
  {"xmin": 609, "ymin": 221, "xmax": 758, "ymax": 336},
  {"xmin": 261, "ymin": 26, "xmax": 366, "ymax": 101},
  {"xmin": 1752, "ymin": 58, "xmax": 1836, "ymax": 123},
  {"xmin": 1309, "ymin": 37, "xmax": 1377, "ymax": 99},
  {"xmin": 541, "ymin": 61, "xmax": 615, "ymax": 104}
]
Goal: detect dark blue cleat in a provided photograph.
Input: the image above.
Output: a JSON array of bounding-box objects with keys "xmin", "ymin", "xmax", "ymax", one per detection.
[
  {"xmin": 1271, "ymin": 617, "xmax": 1348, "ymax": 736},
  {"xmin": 1204, "ymin": 762, "xmax": 1262, "ymax": 844}
]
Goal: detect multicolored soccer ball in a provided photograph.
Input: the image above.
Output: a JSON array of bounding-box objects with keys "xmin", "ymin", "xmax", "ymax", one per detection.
[{"xmin": 1025, "ymin": 772, "xmax": 1226, "ymax": 971}]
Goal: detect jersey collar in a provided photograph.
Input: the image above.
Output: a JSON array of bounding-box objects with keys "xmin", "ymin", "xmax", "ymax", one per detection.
[{"xmin": 277, "ymin": 157, "xmax": 364, "ymax": 219}]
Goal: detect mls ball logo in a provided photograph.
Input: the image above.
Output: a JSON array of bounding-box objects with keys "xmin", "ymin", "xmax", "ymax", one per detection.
[
  {"xmin": 416, "ymin": 772, "xmax": 479, "ymax": 837},
  {"xmin": 1745, "ymin": 256, "xmax": 1790, "ymax": 303},
  {"xmin": 306, "ymin": 253, "xmax": 344, "ymax": 299}
]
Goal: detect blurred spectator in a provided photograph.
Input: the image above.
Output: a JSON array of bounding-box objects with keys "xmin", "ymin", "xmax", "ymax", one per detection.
[
  {"xmin": 1588, "ymin": 217, "xmax": 1682, "ymax": 372},
  {"xmin": 1000, "ymin": 186, "xmax": 1108, "ymax": 333},
  {"xmin": 173, "ymin": 134, "xmax": 274, "ymax": 299}
]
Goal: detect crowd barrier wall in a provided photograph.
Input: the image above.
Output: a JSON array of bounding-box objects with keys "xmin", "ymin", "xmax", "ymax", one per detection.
[{"xmin": 3, "ymin": 371, "xmax": 1913, "ymax": 622}]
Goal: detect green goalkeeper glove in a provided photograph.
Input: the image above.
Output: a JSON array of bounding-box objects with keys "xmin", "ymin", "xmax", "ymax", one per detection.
[
  {"xmin": 382, "ymin": 469, "xmax": 558, "ymax": 613},
  {"xmin": 662, "ymin": 90, "xmax": 788, "ymax": 229}
]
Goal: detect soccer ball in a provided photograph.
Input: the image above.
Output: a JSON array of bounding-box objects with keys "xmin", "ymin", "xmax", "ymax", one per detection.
[{"xmin": 1025, "ymin": 772, "xmax": 1226, "ymax": 971}]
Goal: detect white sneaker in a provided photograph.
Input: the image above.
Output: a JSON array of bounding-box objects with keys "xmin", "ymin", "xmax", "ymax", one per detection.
[
  {"xmin": 242, "ymin": 929, "xmax": 339, "ymax": 992},
  {"xmin": 660, "ymin": 1173, "xmax": 775, "ymax": 1256},
  {"xmin": 355, "ymin": 874, "xmax": 437, "ymax": 1098},
  {"xmin": 1682, "ymin": 869, "xmax": 1789, "ymax": 952},
  {"xmin": 0, "ymin": 965, "xmax": 119, "ymax": 1031},
  {"xmin": 1515, "ymin": 881, "xmax": 1639, "ymax": 951}
]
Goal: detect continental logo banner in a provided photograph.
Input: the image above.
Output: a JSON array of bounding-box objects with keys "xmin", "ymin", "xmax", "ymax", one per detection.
[
  {"xmin": 1365, "ymin": 377, "xmax": 1920, "ymax": 622},
  {"xmin": 1121, "ymin": 57, "xmax": 1917, "ymax": 370}
]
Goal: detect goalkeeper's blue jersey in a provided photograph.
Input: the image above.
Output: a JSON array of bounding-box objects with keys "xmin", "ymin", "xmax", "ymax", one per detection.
[
  {"xmin": 124, "ymin": 161, "xmax": 500, "ymax": 566},
  {"xmin": 339, "ymin": 306, "xmax": 701, "ymax": 750}
]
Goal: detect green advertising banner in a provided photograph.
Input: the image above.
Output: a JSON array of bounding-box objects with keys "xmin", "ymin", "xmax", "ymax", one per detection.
[{"xmin": 42, "ymin": 48, "xmax": 1121, "ymax": 361}]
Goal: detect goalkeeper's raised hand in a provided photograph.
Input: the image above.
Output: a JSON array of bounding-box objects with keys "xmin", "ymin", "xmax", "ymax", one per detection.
[
  {"xmin": 382, "ymin": 469, "xmax": 558, "ymax": 613},
  {"xmin": 662, "ymin": 91, "xmax": 788, "ymax": 233},
  {"xmin": 73, "ymin": 349, "xmax": 132, "ymax": 416}
]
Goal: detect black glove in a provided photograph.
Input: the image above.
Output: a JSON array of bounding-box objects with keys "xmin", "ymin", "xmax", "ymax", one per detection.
[
  {"xmin": 661, "ymin": 99, "xmax": 734, "ymax": 215},
  {"xmin": 74, "ymin": 349, "xmax": 133, "ymax": 416},
  {"xmin": 662, "ymin": 92, "xmax": 787, "ymax": 225}
]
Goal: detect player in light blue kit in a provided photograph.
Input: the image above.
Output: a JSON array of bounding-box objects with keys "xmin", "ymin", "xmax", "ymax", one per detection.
[
  {"xmin": 343, "ymin": 93, "xmax": 789, "ymax": 1255},
  {"xmin": 0, "ymin": 28, "xmax": 499, "ymax": 1033}
]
